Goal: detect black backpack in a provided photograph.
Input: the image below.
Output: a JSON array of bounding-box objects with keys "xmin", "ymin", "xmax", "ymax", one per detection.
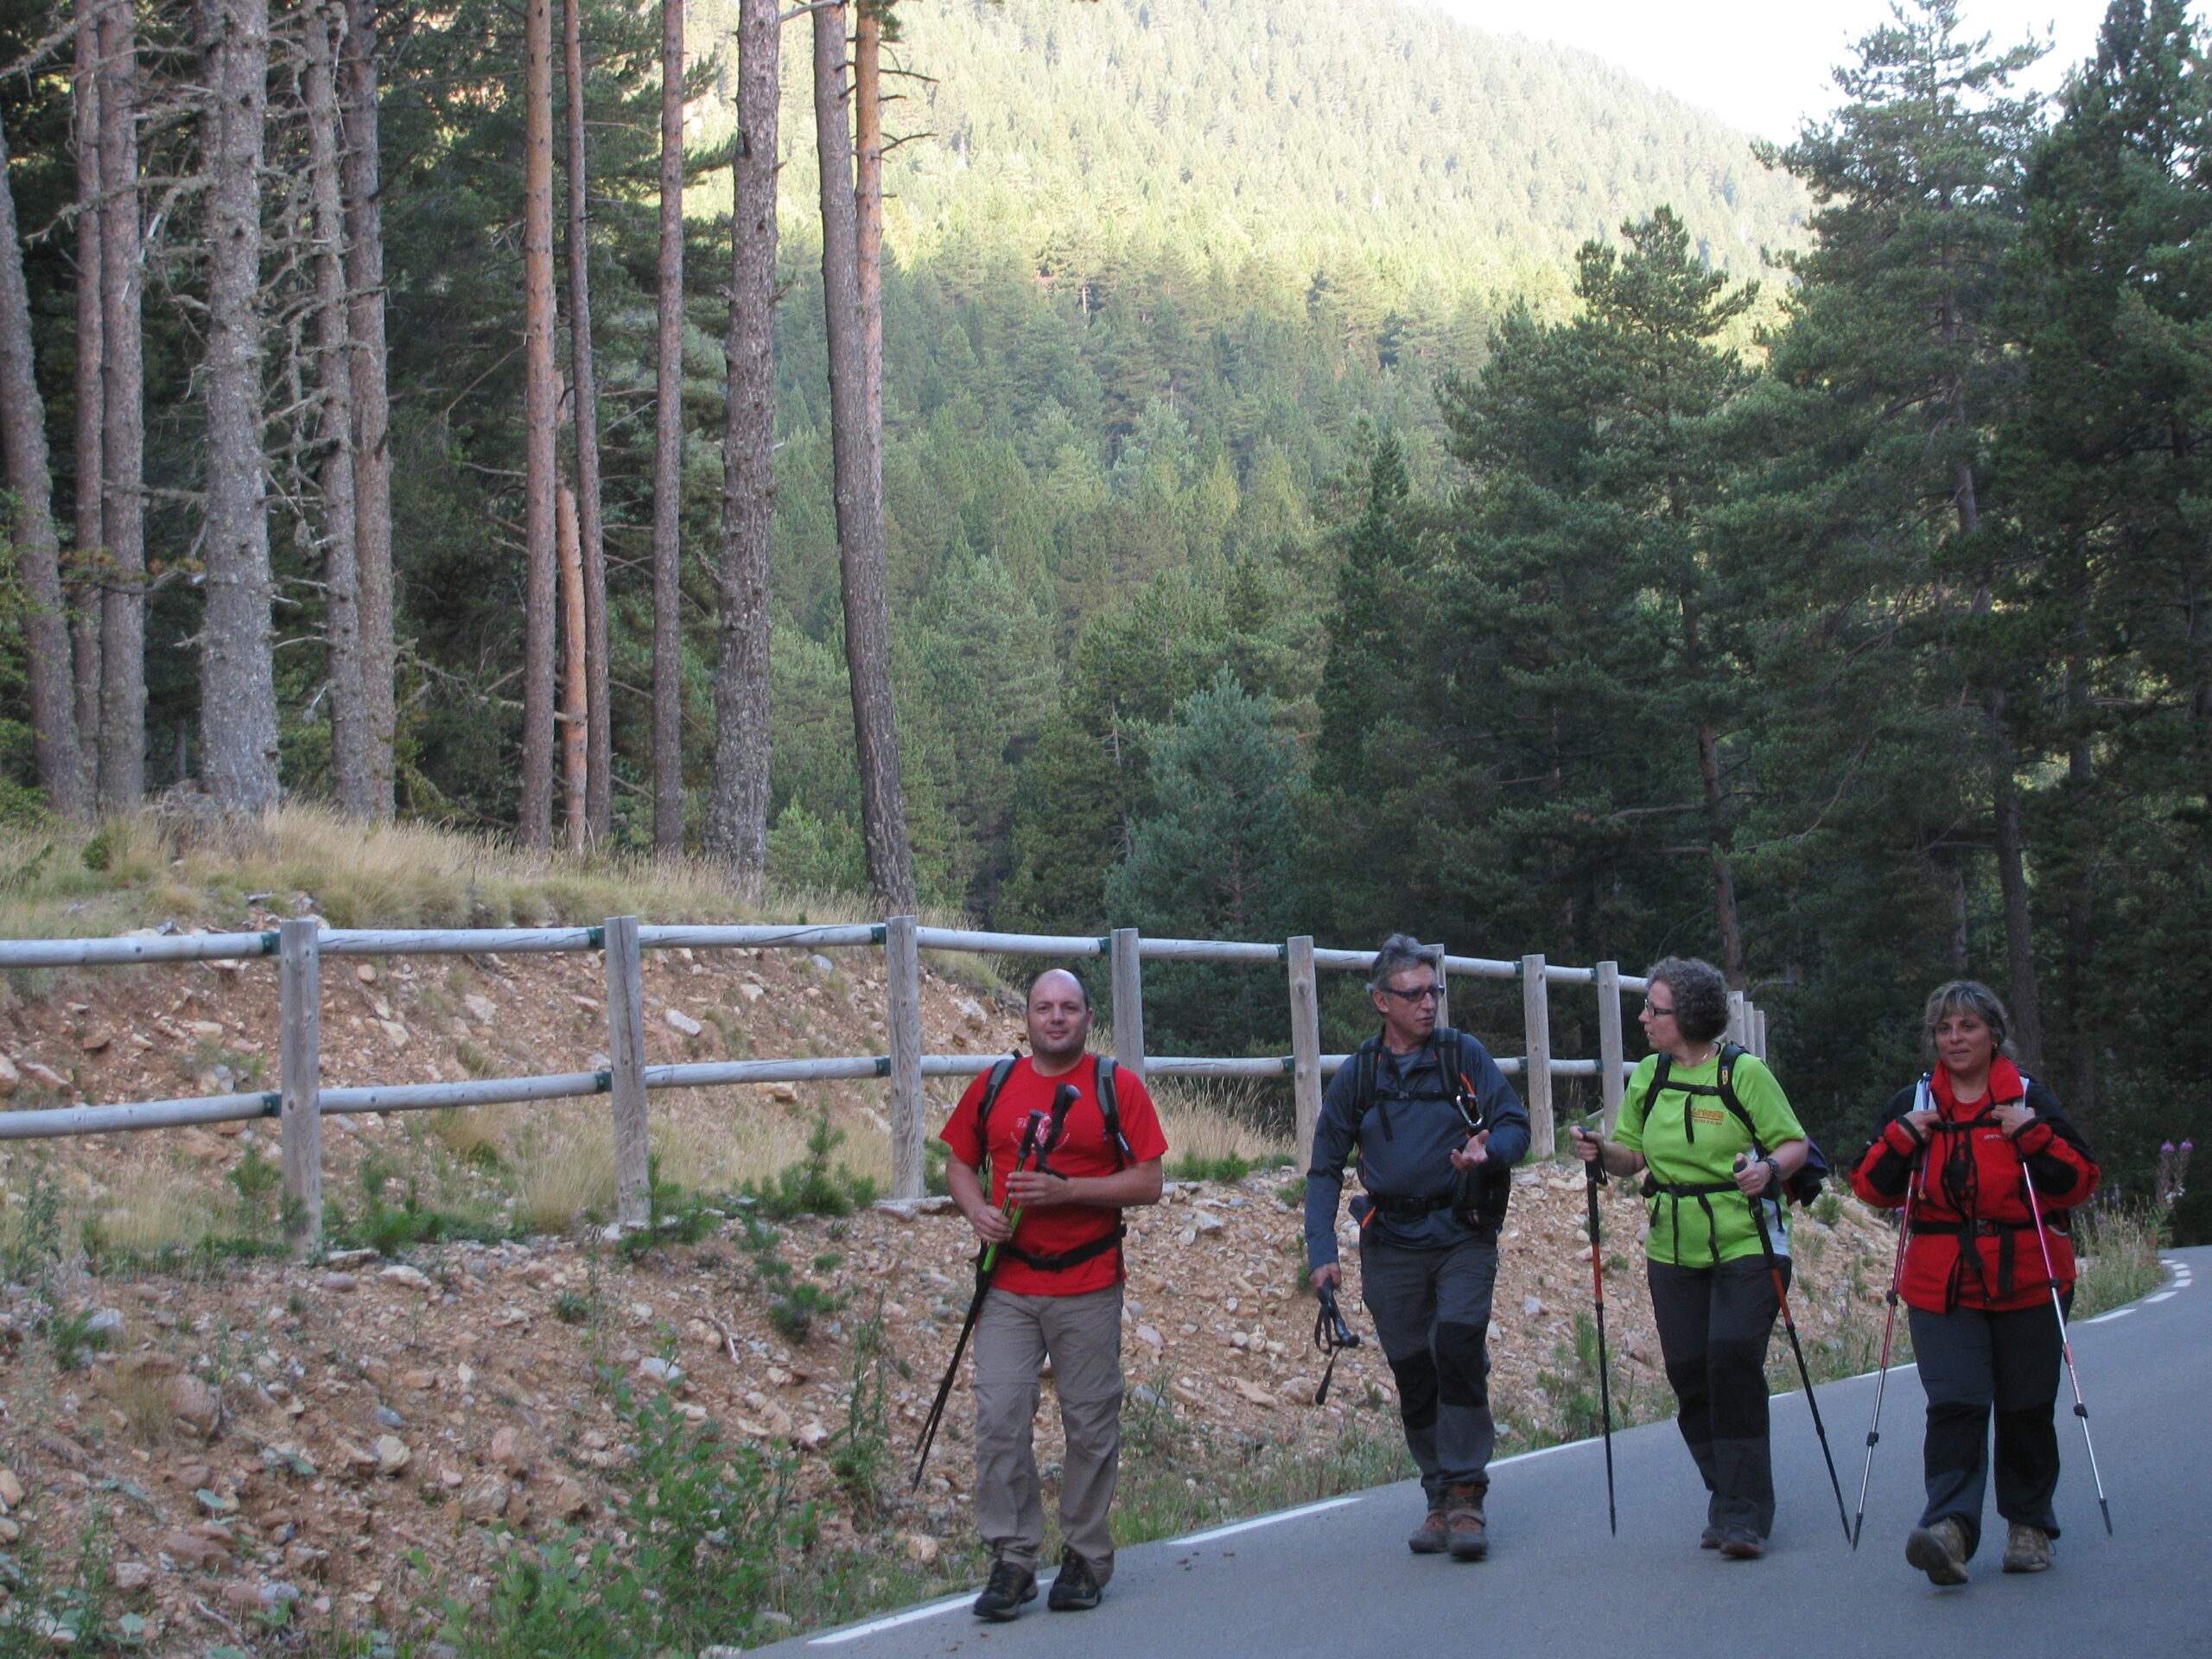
[
  {"xmin": 1349, "ymin": 1026, "xmax": 1514, "ymax": 1231},
  {"xmin": 967, "ymin": 1052, "xmax": 1131, "ymax": 1173},
  {"xmin": 1642, "ymin": 1043, "xmax": 1829, "ymax": 1205}
]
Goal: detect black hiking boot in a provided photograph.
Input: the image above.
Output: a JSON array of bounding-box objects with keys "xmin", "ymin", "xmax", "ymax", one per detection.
[
  {"xmin": 972, "ymin": 1559, "xmax": 1037, "ymax": 1622},
  {"xmin": 1047, "ymin": 1548, "xmax": 1103, "ymax": 1611},
  {"xmin": 1444, "ymin": 1484, "xmax": 1489, "ymax": 1562}
]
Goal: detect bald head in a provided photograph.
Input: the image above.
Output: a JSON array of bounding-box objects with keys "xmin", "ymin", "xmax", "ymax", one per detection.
[{"xmin": 1025, "ymin": 968, "xmax": 1094, "ymax": 1069}]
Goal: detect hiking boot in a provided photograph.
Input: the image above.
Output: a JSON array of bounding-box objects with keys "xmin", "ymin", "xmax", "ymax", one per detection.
[
  {"xmin": 1408, "ymin": 1508, "xmax": 1451, "ymax": 1554},
  {"xmin": 2001, "ymin": 1522, "xmax": 2051, "ymax": 1573},
  {"xmin": 1046, "ymin": 1548, "xmax": 1102, "ymax": 1611},
  {"xmin": 1719, "ymin": 1529, "xmax": 1764, "ymax": 1560},
  {"xmin": 1444, "ymin": 1484, "xmax": 1489, "ymax": 1562},
  {"xmin": 1906, "ymin": 1517, "xmax": 1971, "ymax": 1586},
  {"xmin": 972, "ymin": 1559, "xmax": 1037, "ymax": 1622},
  {"xmin": 1700, "ymin": 1525, "xmax": 1724, "ymax": 1550}
]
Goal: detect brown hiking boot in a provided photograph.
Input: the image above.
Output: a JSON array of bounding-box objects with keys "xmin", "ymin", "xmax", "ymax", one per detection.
[
  {"xmin": 1408, "ymin": 1507, "xmax": 1450, "ymax": 1554},
  {"xmin": 1905, "ymin": 1517, "xmax": 1970, "ymax": 1586},
  {"xmin": 2001, "ymin": 1522, "xmax": 2051, "ymax": 1573},
  {"xmin": 1444, "ymin": 1484, "xmax": 1489, "ymax": 1562}
]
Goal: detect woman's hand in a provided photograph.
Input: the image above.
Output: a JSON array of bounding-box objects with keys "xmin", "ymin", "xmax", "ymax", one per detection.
[
  {"xmin": 1449, "ymin": 1129, "xmax": 1491, "ymax": 1171},
  {"xmin": 1993, "ymin": 1100, "xmax": 2038, "ymax": 1139},
  {"xmin": 1734, "ymin": 1154, "xmax": 1779, "ymax": 1197},
  {"xmin": 1901, "ymin": 1108, "xmax": 1939, "ymax": 1143},
  {"xmin": 1568, "ymin": 1126, "xmax": 1603, "ymax": 1166},
  {"xmin": 1005, "ymin": 1168, "xmax": 1076, "ymax": 1210}
]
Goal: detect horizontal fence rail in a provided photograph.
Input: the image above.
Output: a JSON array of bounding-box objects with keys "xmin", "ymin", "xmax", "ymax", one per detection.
[{"xmin": 0, "ymin": 913, "xmax": 1768, "ymax": 1252}]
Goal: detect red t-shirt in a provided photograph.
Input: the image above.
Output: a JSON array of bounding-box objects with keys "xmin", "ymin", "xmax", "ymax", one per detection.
[{"xmin": 939, "ymin": 1054, "xmax": 1167, "ymax": 1298}]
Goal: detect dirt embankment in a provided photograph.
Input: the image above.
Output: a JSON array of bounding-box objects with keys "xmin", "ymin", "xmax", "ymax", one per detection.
[{"xmin": 0, "ymin": 929, "xmax": 1902, "ymax": 1653}]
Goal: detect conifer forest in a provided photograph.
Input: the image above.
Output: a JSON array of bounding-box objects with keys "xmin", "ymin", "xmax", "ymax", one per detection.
[{"xmin": 1, "ymin": 0, "xmax": 2208, "ymax": 1238}]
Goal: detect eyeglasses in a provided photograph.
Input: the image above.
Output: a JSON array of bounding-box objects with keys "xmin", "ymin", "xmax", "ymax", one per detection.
[
  {"xmin": 1380, "ymin": 983, "xmax": 1444, "ymax": 1004},
  {"xmin": 1640, "ymin": 1000, "xmax": 1678, "ymax": 1019}
]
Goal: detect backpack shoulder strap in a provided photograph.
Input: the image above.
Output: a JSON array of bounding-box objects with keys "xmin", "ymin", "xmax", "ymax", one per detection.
[
  {"xmin": 970, "ymin": 1053, "xmax": 1020, "ymax": 1168},
  {"xmin": 1713, "ymin": 1043, "xmax": 1762, "ymax": 1152},
  {"xmin": 1095, "ymin": 1055, "xmax": 1131, "ymax": 1170}
]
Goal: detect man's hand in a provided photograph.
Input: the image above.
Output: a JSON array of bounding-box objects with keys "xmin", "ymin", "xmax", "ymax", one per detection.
[
  {"xmin": 964, "ymin": 1202, "xmax": 1013, "ymax": 1244},
  {"xmin": 1005, "ymin": 1168, "xmax": 1076, "ymax": 1210},
  {"xmin": 1449, "ymin": 1128, "xmax": 1491, "ymax": 1171},
  {"xmin": 1310, "ymin": 1262, "xmax": 1341, "ymax": 1294}
]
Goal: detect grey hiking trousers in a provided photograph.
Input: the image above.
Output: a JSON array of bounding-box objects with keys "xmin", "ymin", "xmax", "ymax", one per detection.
[
  {"xmin": 971, "ymin": 1282, "xmax": 1125, "ymax": 1581},
  {"xmin": 1359, "ymin": 1235, "xmax": 1499, "ymax": 1503}
]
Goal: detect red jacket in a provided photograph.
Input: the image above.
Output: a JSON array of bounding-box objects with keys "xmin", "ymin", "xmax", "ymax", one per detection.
[{"xmin": 1850, "ymin": 1059, "xmax": 2099, "ymax": 1314}]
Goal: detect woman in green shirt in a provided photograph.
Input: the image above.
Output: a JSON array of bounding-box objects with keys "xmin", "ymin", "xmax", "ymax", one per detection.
[{"xmin": 1570, "ymin": 956, "xmax": 1809, "ymax": 1560}]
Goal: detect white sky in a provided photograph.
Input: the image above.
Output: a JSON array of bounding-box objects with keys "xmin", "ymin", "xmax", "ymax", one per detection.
[{"xmin": 1418, "ymin": 0, "xmax": 2125, "ymax": 141}]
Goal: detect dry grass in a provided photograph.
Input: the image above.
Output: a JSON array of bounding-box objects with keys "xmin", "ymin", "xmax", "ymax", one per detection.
[
  {"xmin": 99, "ymin": 1362, "xmax": 179, "ymax": 1447},
  {"xmin": 1150, "ymin": 1078, "xmax": 1291, "ymax": 1166},
  {"xmin": 428, "ymin": 1103, "xmax": 513, "ymax": 1166},
  {"xmin": 86, "ymin": 1161, "xmax": 228, "ymax": 1256},
  {"xmin": 507, "ymin": 1109, "xmax": 617, "ymax": 1233}
]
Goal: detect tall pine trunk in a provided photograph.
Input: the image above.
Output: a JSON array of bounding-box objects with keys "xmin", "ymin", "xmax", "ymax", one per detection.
[
  {"xmin": 307, "ymin": 0, "xmax": 366, "ymax": 815},
  {"xmin": 340, "ymin": 0, "xmax": 393, "ymax": 818},
  {"xmin": 650, "ymin": 0, "xmax": 686, "ymax": 851},
  {"xmin": 855, "ymin": 3, "xmax": 884, "ymax": 456},
  {"xmin": 708, "ymin": 0, "xmax": 777, "ymax": 891},
  {"xmin": 558, "ymin": 481, "xmax": 587, "ymax": 849},
  {"xmin": 0, "ymin": 107, "xmax": 82, "ymax": 817},
  {"xmin": 563, "ymin": 0, "xmax": 610, "ymax": 839},
  {"xmin": 519, "ymin": 0, "xmax": 558, "ymax": 847},
  {"xmin": 97, "ymin": 0, "xmax": 145, "ymax": 810},
  {"xmin": 69, "ymin": 3, "xmax": 103, "ymax": 806},
  {"xmin": 198, "ymin": 0, "xmax": 280, "ymax": 815},
  {"xmin": 812, "ymin": 0, "xmax": 914, "ymax": 914}
]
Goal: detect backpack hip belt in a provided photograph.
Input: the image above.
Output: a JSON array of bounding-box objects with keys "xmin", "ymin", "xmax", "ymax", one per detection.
[{"xmin": 1001, "ymin": 1223, "xmax": 1127, "ymax": 1275}]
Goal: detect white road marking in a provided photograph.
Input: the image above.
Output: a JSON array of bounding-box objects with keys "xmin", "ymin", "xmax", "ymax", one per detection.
[
  {"xmin": 809, "ymin": 1592, "xmax": 977, "ymax": 1646},
  {"xmin": 2145, "ymin": 1291, "xmax": 2177, "ymax": 1303},
  {"xmin": 2084, "ymin": 1306, "xmax": 2135, "ymax": 1323},
  {"xmin": 1175, "ymin": 1493, "xmax": 1363, "ymax": 1545}
]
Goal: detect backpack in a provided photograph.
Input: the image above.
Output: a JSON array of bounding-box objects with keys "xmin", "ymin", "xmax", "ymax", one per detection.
[
  {"xmin": 1642, "ymin": 1043, "xmax": 1829, "ymax": 1205},
  {"xmin": 1349, "ymin": 1026, "xmax": 1513, "ymax": 1231}
]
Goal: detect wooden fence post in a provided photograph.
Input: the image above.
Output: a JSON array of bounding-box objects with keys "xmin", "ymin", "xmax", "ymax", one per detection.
[
  {"xmin": 886, "ymin": 914, "xmax": 925, "ymax": 1200},
  {"xmin": 1110, "ymin": 927, "xmax": 1146, "ymax": 1078},
  {"xmin": 1727, "ymin": 989, "xmax": 1748, "ymax": 1051},
  {"xmin": 1595, "ymin": 959, "xmax": 1624, "ymax": 1135},
  {"xmin": 1287, "ymin": 935, "xmax": 1320, "ymax": 1172},
  {"xmin": 1426, "ymin": 941, "xmax": 1450, "ymax": 1031},
  {"xmin": 278, "ymin": 918, "xmax": 322, "ymax": 1257},
  {"xmin": 1522, "ymin": 953, "xmax": 1554, "ymax": 1159},
  {"xmin": 603, "ymin": 915, "xmax": 651, "ymax": 1228}
]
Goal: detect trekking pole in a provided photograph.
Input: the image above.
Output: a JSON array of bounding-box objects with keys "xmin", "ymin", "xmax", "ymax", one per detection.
[
  {"xmin": 1579, "ymin": 1127, "xmax": 1618, "ymax": 1536},
  {"xmin": 1852, "ymin": 1151, "xmax": 1916, "ymax": 1549},
  {"xmin": 1312, "ymin": 1284, "xmax": 1362, "ymax": 1405},
  {"xmin": 911, "ymin": 1109, "xmax": 1045, "ymax": 1489},
  {"xmin": 2017, "ymin": 1150, "xmax": 2114, "ymax": 1535},
  {"xmin": 1738, "ymin": 1158, "xmax": 1853, "ymax": 1543}
]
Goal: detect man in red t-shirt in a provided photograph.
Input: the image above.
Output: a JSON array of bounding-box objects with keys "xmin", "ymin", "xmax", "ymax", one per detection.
[{"xmin": 942, "ymin": 968, "xmax": 1166, "ymax": 1622}]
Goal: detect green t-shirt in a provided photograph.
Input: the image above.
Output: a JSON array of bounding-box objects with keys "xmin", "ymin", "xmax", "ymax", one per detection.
[{"xmin": 1615, "ymin": 1049, "xmax": 1806, "ymax": 1267}]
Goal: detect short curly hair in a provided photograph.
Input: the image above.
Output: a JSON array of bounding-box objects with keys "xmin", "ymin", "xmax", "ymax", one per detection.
[{"xmin": 1643, "ymin": 957, "xmax": 1731, "ymax": 1046}]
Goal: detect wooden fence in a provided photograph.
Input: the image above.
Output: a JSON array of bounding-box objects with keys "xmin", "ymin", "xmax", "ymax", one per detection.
[{"xmin": 0, "ymin": 918, "xmax": 1772, "ymax": 1254}]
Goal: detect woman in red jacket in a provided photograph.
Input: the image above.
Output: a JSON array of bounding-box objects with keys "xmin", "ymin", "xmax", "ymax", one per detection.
[{"xmin": 1850, "ymin": 981, "xmax": 2098, "ymax": 1586}]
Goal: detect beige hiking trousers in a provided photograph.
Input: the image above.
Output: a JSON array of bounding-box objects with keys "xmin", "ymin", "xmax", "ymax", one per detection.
[{"xmin": 970, "ymin": 1281, "xmax": 1125, "ymax": 1580}]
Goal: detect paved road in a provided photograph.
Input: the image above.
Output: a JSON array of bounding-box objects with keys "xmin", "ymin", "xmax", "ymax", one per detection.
[{"xmin": 765, "ymin": 1247, "xmax": 2211, "ymax": 1659}]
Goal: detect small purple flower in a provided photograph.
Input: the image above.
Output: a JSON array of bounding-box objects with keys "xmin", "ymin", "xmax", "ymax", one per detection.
[{"xmin": 2162, "ymin": 1141, "xmax": 2177, "ymax": 1154}]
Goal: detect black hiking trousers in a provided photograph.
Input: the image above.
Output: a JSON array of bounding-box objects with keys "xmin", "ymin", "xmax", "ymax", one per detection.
[
  {"xmin": 1648, "ymin": 1255, "xmax": 1787, "ymax": 1539},
  {"xmin": 1908, "ymin": 1295, "xmax": 2068, "ymax": 1556},
  {"xmin": 1360, "ymin": 1234, "xmax": 1499, "ymax": 1505}
]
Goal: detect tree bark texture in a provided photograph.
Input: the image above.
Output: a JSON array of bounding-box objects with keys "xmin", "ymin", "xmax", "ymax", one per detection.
[
  {"xmin": 562, "ymin": 0, "xmax": 610, "ymax": 839},
  {"xmin": 558, "ymin": 481, "xmax": 587, "ymax": 849},
  {"xmin": 198, "ymin": 0, "xmax": 281, "ymax": 816},
  {"xmin": 68, "ymin": 3, "xmax": 104, "ymax": 806},
  {"xmin": 0, "ymin": 106, "xmax": 83, "ymax": 817},
  {"xmin": 306, "ymin": 0, "xmax": 366, "ymax": 816},
  {"xmin": 97, "ymin": 0, "xmax": 145, "ymax": 810},
  {"xmin": 812, "ymin": 0, "xmax": 915, "ymax": 914},
  {"xmin": 1987, "ymin": 693, "xmax": 2045, "ymax": 1074},
  {"xmin": 650, "ymin": 0, "xmax": 686, "ymax": 852},
  {"xmin": 855, "ymin": 3, "xmax": 884, "ymax": 461},
  {"xmin": 519, "ymin": 0, "xmax": 558, "ymax": 847},
  {"xmin": 708, "ymin": 0, "xmax": 777, "ymax": 891},
  {"xmin": 340, "ymin": 0, "xmax": 394, "ymax": 818}
]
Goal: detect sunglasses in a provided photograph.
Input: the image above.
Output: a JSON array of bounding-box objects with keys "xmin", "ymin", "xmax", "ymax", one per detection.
[{"xmin": 1380, "ymin": 983, "xmax": 1444, "ymax": 1003}]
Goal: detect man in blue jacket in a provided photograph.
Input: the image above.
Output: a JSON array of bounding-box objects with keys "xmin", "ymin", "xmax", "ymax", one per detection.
[{"xmin": 1306, "ymin": 933, "xmax": 1529, "ymax": 1561}]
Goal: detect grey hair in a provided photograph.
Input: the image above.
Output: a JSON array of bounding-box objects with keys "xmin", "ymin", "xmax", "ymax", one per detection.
[
  {"xmin": 1644, "ymin": 956, "xmax": 1731, "ymax": 1046},
  {"xmin": 1923, "ymin": 980, "xmax": 2013, "ymax": 1060},
  {"xmin": 1368, "ymin": 933, "xmax": 1437, "ymax": 994}
]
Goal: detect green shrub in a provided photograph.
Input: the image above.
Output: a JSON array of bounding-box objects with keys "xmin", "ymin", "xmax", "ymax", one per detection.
[{"xmin": 745, "ymin": 1112, "xmax": 880, "ymax": 1219}]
